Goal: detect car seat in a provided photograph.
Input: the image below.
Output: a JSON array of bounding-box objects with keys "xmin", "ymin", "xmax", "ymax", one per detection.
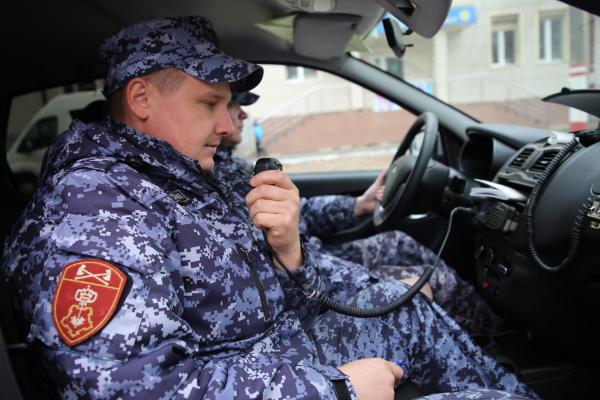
[
  {"xmin": 0, "ymin": 140, "xmax": 58, "ymax": 399},
  {"xmin": 69, "ymin": 99, "xmax": 108, "ymax": 123}
]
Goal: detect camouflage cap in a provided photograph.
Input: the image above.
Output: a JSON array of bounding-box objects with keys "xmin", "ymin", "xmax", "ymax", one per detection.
[
  {"xmin": 233, "ymin": 92, "xmax": 259, "ymax": 106},
  {"xmin": 100, "ymin": 16, "xmax": 263, "ymax": 95}
]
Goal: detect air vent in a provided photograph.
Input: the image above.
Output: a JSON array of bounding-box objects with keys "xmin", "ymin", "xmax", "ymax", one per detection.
[
  {"xmin": 530, "ymin": 149, "xmax": 560, "ymax": 173},
  {"xmin": 509, "ymin": 148, "xmax": 534, "ymax": 168}
]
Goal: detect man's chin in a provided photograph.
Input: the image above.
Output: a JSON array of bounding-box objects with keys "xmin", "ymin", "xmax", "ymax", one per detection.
[{"xmin": 197, "ymin": 158, "xmax": 215, "ymax": 171}]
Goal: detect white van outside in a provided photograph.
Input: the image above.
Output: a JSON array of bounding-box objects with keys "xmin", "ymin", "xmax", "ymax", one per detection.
[{"xmin": 7, "ymin": 90, "xmax": 105, "ymax": 193}]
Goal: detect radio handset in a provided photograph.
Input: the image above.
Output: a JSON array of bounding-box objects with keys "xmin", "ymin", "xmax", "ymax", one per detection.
[
  {"xmin": 253, "ymin": 158, "xmax": 282, "ymax": 175},
  {"xmin": 252, "ymin": 157, "xmax": 436, "ymax": 318}
]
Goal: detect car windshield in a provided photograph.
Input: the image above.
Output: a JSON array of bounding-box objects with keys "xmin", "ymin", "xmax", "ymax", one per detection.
[{"xmin": 356, "ymin": 0, "xmax": 600, "ymax": 132}]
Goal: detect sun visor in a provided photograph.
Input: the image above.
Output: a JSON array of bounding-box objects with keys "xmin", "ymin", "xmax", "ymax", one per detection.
[
  {"xmin": 293, "ymin": 13, "xmax": 362, "ymax": 59},
  {"xmin": 375, "ymin": 0, "xmax": 452, "ymax": 38},
  {"xmin": 543, "ymin": 89, "xmax": 600, "ymax": 119},
  {"xmin": 255, "ymin": 14, "xmax": 369, "ymax": 59}
]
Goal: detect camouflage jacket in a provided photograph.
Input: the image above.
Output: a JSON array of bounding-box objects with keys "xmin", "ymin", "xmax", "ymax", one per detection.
[
  {"xmin": 213, "ymin": 148, "xmax": 358, "ymax": 240},
  {"xmin": 3, "ymin": 118, "xmax": 365, "ymax": 399}
]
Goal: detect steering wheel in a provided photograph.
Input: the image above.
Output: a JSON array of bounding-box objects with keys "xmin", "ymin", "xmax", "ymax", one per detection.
[{"xmin": 373, "ymin": 111, "xmax": 439, "ymax": 230}]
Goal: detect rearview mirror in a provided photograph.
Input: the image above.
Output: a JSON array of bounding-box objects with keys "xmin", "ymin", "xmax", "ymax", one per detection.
[
  {"xmin": 382, "ymin": 17, "xmax": 413, "ymax": 58},
  {"xmin": 375, "ymin": 0, "xmax": 452, "ymax": 38}
]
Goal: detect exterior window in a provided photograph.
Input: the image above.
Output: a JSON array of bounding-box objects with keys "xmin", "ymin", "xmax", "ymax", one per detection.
[
  {"xmin": 492, "ymin": 16, "xmax": 517, "ymax": 66},
  {"xmin": 18, "ymin": 117, "xmax": 58, "ymax": 152},
  {"xmin": 285, "ymin": 66, "xmax": 317, "ymax": 81},
  {"xmin": 385, "ymin": 58, "xmax": 404, "ymax": 79},
  {"xmin": 539, "ymin": 14, "xmax": 563, "ymax": 61},
  {"xmin": 234, "ymin": 64, "xmax": 417, "ymax": 173},
  {"xmin": 373, "ymin": 57, "xmax": 403, "ymax": 79}
]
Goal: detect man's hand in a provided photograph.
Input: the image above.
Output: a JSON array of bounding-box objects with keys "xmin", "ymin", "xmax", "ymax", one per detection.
[
  {"xmin": 338, "ymin": 358, "xmax": 403, "ymax": 400},
  {"xmin": 353, "ymin": 169, "xmax": 387, "ymax": 217},
  {"xmin": 400, "ymin": 277, "xmax": 434, "ymax": 300},
  {"xmin": 247, "ymin": 170, "xmax": 303, "ymax": 270}
]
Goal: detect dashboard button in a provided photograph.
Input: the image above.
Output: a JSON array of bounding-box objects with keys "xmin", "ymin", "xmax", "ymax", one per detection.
[{"xmin": 495, "ymin": 263, "xmax": 509, "ymax": 276}]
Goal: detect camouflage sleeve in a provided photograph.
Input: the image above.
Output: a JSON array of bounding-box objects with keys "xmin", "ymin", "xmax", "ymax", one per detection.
[
  {"xmin": 300, "ymin": 195, "xmax": 358, "ymax": 237},
  {"xmin": 50, "ymin": 337, "xmax": 354, "ymax": 399},
  {"xmin": 30, "ymin": 169, "xmax": 353, "ymax": 399},
  {"xmin": 275, "ymin": 239, "xmax": 370, "ymax": 325},
  {"xmin": 274, "ymin": 239, "xmax": 325, "ymax": 319}
]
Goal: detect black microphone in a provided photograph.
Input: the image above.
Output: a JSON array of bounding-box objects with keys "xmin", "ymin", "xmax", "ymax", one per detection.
[{"xmin": 254, "ymin": 158, "xmax": 283, "ymax": 175}]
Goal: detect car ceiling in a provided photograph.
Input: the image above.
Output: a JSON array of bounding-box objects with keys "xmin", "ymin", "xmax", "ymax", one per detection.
[
  {"xmin": 3, "ymin": 0, "xmax": 598, "ymax": 98},
  {"xmin": 3, "ymin": 0, "xmax": 383, "ymax": 97}
]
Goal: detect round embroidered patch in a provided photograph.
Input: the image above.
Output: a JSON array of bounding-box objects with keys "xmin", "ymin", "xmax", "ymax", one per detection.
[{"xmin": 51, "ymin": 259, "xmax": 127, "ymax": 346}]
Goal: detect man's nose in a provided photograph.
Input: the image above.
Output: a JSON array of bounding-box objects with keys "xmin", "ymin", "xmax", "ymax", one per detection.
[{"xmin": 217, "ymin": 107, "xmax": 236, "ymax": 137}]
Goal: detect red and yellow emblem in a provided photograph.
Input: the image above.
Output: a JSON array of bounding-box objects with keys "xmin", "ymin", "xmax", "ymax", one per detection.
[{"xmin": 51, "ymin": 259, "xmax": 127, "ymax": 346}]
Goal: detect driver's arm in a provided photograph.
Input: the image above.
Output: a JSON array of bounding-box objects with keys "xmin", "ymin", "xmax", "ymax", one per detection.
[
  {"xmin": 300, "ymin": 195, "xmax": 358, "ymax": 237},
  {"xmin": 300, "ymin": 169, "xmax": 387, "ymax": 237}
]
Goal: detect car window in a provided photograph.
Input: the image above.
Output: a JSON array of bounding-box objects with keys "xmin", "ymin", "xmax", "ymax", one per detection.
[
  {"xmin": 7, "ymin": 84, "xmax": 103, "ymax": 195},
  {"xmin": 237, "ymin": 65, "xmax": 417, "ymax": 173},
  {"xmin": 18, "ymin": 117, "xmax": 58, "ymax": 153}
]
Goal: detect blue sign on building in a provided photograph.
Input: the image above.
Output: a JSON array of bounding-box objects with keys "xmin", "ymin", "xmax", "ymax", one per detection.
[{"xmin": 444, "ymin": 6, "xmax": 477, "ymax": 27}]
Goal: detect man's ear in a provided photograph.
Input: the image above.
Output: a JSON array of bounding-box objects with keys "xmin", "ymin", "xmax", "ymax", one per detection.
[{"xmin": 125, "ymin": 78, "xmax": 151, "ymax": 120}]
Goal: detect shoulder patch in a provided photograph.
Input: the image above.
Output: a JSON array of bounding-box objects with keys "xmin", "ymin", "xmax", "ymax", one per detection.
[{"xmin": 51, "ymin": 259, "xmax": 127, "ymax": 346}]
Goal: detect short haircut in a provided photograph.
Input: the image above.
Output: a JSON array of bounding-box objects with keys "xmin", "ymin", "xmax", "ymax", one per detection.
[
  {"xmin": 108, "ymin": 68, "xmax": 186, "ymax": 117},
  {"xmin": 143, "ymin": 68, "xmax": 186, "ymax": 95}
]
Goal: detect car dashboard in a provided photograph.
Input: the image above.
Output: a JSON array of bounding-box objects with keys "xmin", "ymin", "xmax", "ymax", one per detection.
[{"xmin": 457, "ymin": 123, "xmax": 600, "ymax": 364}]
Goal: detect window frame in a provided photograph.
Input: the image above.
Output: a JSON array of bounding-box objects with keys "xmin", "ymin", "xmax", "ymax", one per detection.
[
  {"xmin": 490, "ymin": 14, "xmax": 520, "ymax": 67},
  {"xmin": 537, "ymin": 10, "xmax": 567, "ymax": 63},
  {"xmin": 285, "ymin": 66, "xmax": 318, "ymax": 83}
]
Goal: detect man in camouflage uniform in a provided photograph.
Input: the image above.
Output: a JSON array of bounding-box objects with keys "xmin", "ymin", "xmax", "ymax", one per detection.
[
  {"xmin": 213, "ymin": 93, "xmax": 501, "ymax": 336},
  {"xmin": 3, "ymin": 16, "xmax": 537, "ymax": 399}
]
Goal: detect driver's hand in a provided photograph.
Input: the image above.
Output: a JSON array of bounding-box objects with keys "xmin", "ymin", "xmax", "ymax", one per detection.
[
  {"xmin": 338, "ymin": 358, "xmax": 403, "ymax": 400},
  {"xmin": 354, "ymin": 169, "xmax": 388, "ymax": 217},
  {"xmin": 247, "ymin": 170, "xmax": 303, "ymax": 271}
]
